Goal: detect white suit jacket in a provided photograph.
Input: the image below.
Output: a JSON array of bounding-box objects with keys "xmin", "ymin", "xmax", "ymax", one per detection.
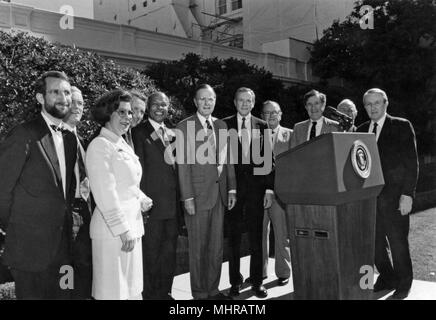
[{"xmin": 86, "ymin": 127, "xmax": 146, "ymax": 239}]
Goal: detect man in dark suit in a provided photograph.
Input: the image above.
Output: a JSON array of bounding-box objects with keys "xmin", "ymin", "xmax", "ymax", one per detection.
[
  {"xmin": 63, "ymin": 86, "xmax": 92, "ymax": 300},
  {"xmin": 291, "ymin": 90, "xmax": 339, "ymax": 148},
  {"xmin": 177, "ymin": 84, "xmax": 237, "ymax": 300},
  {"xmin": 357, "ymin": 88, "xmax": 419, "ymax": 300},
  {"xmin": 124, "ymin": 90, "xmax": 147, "ymax": 150},
  {"xmin": 132, "ymin": 91, "xmax": 180, "ymax": 300},
  {"xmin": 223, "ymin": 87, "xmax": 274, "ymax": 298},
  {"xmin": 0, "ymin": 71, "xmax": 77, "ymax": 299}
]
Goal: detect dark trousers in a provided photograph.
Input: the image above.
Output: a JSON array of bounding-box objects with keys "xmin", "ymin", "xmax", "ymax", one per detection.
[
  {"xmin": 375, "ymin": 197, "xmax": 413, "ymax": 291},
  {"xmin": 142, "ymin": 218, "xmax": 178, "ymax": 300},
  {"xmin": 71, "ymin": 214, "xmax": 92, "ymax": 299},
  {"xmin": 227, "ymin": 187, "xmax": 264, "ymax": 287},
  {"xmin": 12, "ymin": 223, "xmax": 72, "ymax": 300}
]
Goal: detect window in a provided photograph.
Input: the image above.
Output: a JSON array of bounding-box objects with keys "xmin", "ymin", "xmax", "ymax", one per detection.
[
  {"xmin": 132, "ymin": 4, "xmax": 137, "ymax": 11},
  {"xmin": 143, "ymin": 1, "xmax": 147, "ymax": 7},
  {"xmin": 231, "ymin": 0, "xmax": 242, "ymax": 11},
  {"xmin": 218, "ymin": 0, "xmax": 227, "ymax": 15}
]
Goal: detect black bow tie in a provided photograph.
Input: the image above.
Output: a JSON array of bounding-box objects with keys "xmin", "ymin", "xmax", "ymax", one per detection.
[{"xmin": 50, "ymin": 124, "xmax": 69, "ymax": 134}]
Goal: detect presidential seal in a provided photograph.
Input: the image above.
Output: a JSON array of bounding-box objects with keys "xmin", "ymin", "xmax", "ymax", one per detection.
[{"xmin": 351, "ymin": 140, "xmax": 371, "ymax": 179}]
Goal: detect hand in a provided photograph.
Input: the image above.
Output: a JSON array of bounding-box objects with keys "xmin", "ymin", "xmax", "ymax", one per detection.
[
  {"xmin": 184, "ymin": 199, "xmax": 196, "ymax": 216},
  {"xmin": 263, "ymin": 193, "xmax": 273, "ymax": 209},
  {"xmin": 228, "ymin": 193, "xmax": 237, "ymax": 210},
  {"xmin": 141, "ymin": 195, "xmax": 153, "ymax": 212},
  {"xmin": 120, "ymin": 230, "xmax": 136, "ymax": 252},
  {"xmin": 398, "ymin": 195, "xmax": 413, "ymax": 216}
]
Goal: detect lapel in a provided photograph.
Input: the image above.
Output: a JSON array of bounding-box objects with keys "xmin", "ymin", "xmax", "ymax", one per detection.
[
  {"xmin": 321, "ymin": 117, "xmax": 330, "ymax": 135},
  {"xmin": 302, "ymin": 119, "xmax": 310, "ymax": 141},
  {"xmin": 64, "ymin": 131, "xmax": 77, "ymax": 200},
  {"xmin": 144, "ymin": 120, "xmax": 167, "ymax": 154},
  {"xmin": 273, "ymin": 126, "xmax": 282, "ymax": 155},
  {"xmin": 377, "ymin": 114, "xmax": 392, "ymax": 148},
  {"xmin": 36, "ymin": 115, "xmax": 63, "ymax": 196}
]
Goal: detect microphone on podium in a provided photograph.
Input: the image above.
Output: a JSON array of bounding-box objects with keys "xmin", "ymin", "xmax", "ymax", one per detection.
[{"xmin": 323, "ymin": 106, "xmax": 353, "ymax": 131}]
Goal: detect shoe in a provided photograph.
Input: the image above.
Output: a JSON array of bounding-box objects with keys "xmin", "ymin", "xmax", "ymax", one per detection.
[
  {"xmin": 390, "ymin": 288, "xmax": 410, "ymax": 300},
  {"xmin": 252, "ymin": 285, "xmax": 268, "ymax": 298},
  {"xmin": 228, "ymin": 284, "xmax": 241, "ymax": 297},
  {"xmin": 209, "ymin": 293, "xmax": 233, "ymax": 300},
  {"xmin": 277, "ymin": 277, "xmax": 289, "ymax": 286},
  {"xmin": 245, "ymin": 276, "xmax": 267, "ymax": 284},
  {"xmin": 373, "ymin": 278, "xmax": 396, "ymax": 293}
]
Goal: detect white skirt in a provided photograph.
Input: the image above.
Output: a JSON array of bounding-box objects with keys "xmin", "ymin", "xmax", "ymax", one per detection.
[{"xmin": 92, "ymin": 237, "xmax": 143, "ymax": 300}]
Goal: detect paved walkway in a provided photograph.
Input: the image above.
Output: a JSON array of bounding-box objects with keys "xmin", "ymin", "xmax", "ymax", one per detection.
[{"xmin": 172, "ymin": 256, "xmax": 436, "ymax": 300}]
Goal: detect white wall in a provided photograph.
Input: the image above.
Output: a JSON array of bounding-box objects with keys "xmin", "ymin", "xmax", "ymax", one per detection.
[
  {"xmin": 10, "ymin": 0, "xmax": 94, "ymax": 19},
  {"xmin": 244, "ymin": 0, "xmax": 354, "ymax": 52}
]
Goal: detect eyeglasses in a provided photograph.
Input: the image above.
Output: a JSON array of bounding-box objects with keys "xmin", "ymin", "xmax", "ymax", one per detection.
[
  {"xmin": 263, "ymin": 111, "xmax": 281, "ymax": 116},
  {"xmin": 116, "ymin": 109, "xmax": 133, "ymax": 118}
]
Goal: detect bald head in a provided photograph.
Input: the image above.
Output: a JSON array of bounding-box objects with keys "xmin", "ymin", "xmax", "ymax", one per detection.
[{"xmin": 337, "ymin": 99, "xmax": 357, "ymax": 120}]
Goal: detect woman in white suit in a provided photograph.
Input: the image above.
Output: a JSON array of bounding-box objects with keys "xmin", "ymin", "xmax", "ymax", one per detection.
[{"xmin": 86, "ymin": 89, "xmax": 153, "ymax": 300}]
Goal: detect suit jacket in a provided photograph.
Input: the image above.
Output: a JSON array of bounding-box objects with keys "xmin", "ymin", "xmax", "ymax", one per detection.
[
  {"xmin": 290, "ymin": 117, "xmax": 339, "ymax": 148},
  {"xmin": 222, "ymin": 114, "xmax": 274, "ymax": 193},
  {"xmin": 0, "ymin": 114, "xmax": 76, "ymax": 272},
  {"xmin": 357, "ymin": 114, "xmax": 419, "ymax": 200},
  {"xmin": 176, "ymin": 114, "xmax": 236, "ymax": 212},
  {"xmin": 132, "ymin": 120, "xmax": 180, "ymax": 221},
  {"xmin": 272, "ymin": 125, "xmax": 293, "ymax": 157}
]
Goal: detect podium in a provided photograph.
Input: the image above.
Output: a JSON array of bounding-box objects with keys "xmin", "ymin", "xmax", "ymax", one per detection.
[{"xmin": 275, "ymin": 133, "xmax": 384, "ymax": 300}]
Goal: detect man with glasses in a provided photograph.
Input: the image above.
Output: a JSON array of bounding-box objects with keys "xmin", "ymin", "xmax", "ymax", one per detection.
[
  {"xmin": 132, "ymin": 92, "xmax": 180, "ymax": 300},
  {"xmin": 260, "ymin": 101, "xmax": 292, "ymax": 287}
]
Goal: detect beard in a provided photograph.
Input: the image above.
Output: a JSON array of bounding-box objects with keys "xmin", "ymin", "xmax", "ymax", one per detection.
[{"xmin": 44, "ymin": 100, "xmax": 70, "ymax": 119}]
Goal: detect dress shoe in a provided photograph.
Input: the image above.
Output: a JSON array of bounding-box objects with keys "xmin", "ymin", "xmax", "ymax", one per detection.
[
  {"xmin": 277, "ymin": 277, "xmax": 289, "ymax": 286},
  {"xmin": 390, "ymin": 288, "xmax": 410, "ymax": 300},
  {"xmin": 373, "ymin": 278, "xmax": 396, "ymax": 293},
  {"xmin": 228, "ymin": 284, "xmax": 241, "ymax": 297},
  {"xmin": 209, "ymin": 293, "xmax": 233, "ymax": 300},
  {"xmin": 252, "ymin": 285, "xmax": 268, "ymax": 298}
]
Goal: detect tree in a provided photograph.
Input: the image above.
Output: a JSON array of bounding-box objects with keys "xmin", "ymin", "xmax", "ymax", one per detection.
[
  {"xmin": 143, "ymin": 53, "xmax": 285, "ymax": 119},
  {"xmin": 310, "ymin": 0, "xmax": 436, "ymax": 156},
  {"xmin": 0, "ymin": 31, "xmax": 157, "ymax": 141}
]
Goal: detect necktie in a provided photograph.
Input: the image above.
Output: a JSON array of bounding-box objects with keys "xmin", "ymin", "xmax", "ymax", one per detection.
[
  {"xmin": 159, "ymin": 126, "xmax": 170, "ymax": 147},
  {"xmin": 372, "ymin": 122, "xmax": 378, "ymax": 137},
  {"xmin": 309, "ymin": 121, "xmax": 317, "ymax": 140},
  {"xmin": 77, "ymin": 145, "xmax": 86, "ymax": 182},
  {"xmin": 206, "ymin": 120, "xmax": 217, "ymax": 163},
  {"xmin": 241, "ymin": 117, "xmax": 250, "ymax": 158}
]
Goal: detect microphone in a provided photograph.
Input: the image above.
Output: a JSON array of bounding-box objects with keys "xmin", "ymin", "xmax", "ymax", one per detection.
[{"xmin": 323, "ymin": 106, "xmax": 353, "ymax": 131}]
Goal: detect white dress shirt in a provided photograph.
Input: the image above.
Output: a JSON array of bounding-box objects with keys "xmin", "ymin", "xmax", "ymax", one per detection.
[
  {"xmin": 41, "ymin": 111, "xmax": 67, "ymax": 197},
  {"xmin": 368, "ymin": 113, "xmax": 387, "ymax": 141},
  {"xmin": 148, "ymin": 117, "xmax": 168, "ymax": 144},
  {"xmin": 307, "ymin": 116, "xmax": 324, "ymax": 141}
]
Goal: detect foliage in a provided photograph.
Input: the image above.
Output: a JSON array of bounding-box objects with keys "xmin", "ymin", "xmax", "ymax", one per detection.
[
  {"xmin": 0, "ymin": 31, "xmax": 157, "ymax": 140},
  {"xmin": 310, "ymin": 0, "xmax": 436, "ymax": 155},
  {"xmin": 143, "ymin": 53, "xmax": 285, "ymax": 119}
]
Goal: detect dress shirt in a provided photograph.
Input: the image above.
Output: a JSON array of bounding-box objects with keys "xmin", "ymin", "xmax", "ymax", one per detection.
[
  {"xmin": 41, "ymin": 111, "xmax": 67, "ymax": 197},
  {"xmin": 368, "ymin": 112, "xmax": 387, "ymax": 142},
  {"xmin": 307, "ymin": 117, "xmax": 324, "ymax": 141},
  {"xmin": 237, "ymin": 113, "xmax": 252, "ymax": 142}
]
